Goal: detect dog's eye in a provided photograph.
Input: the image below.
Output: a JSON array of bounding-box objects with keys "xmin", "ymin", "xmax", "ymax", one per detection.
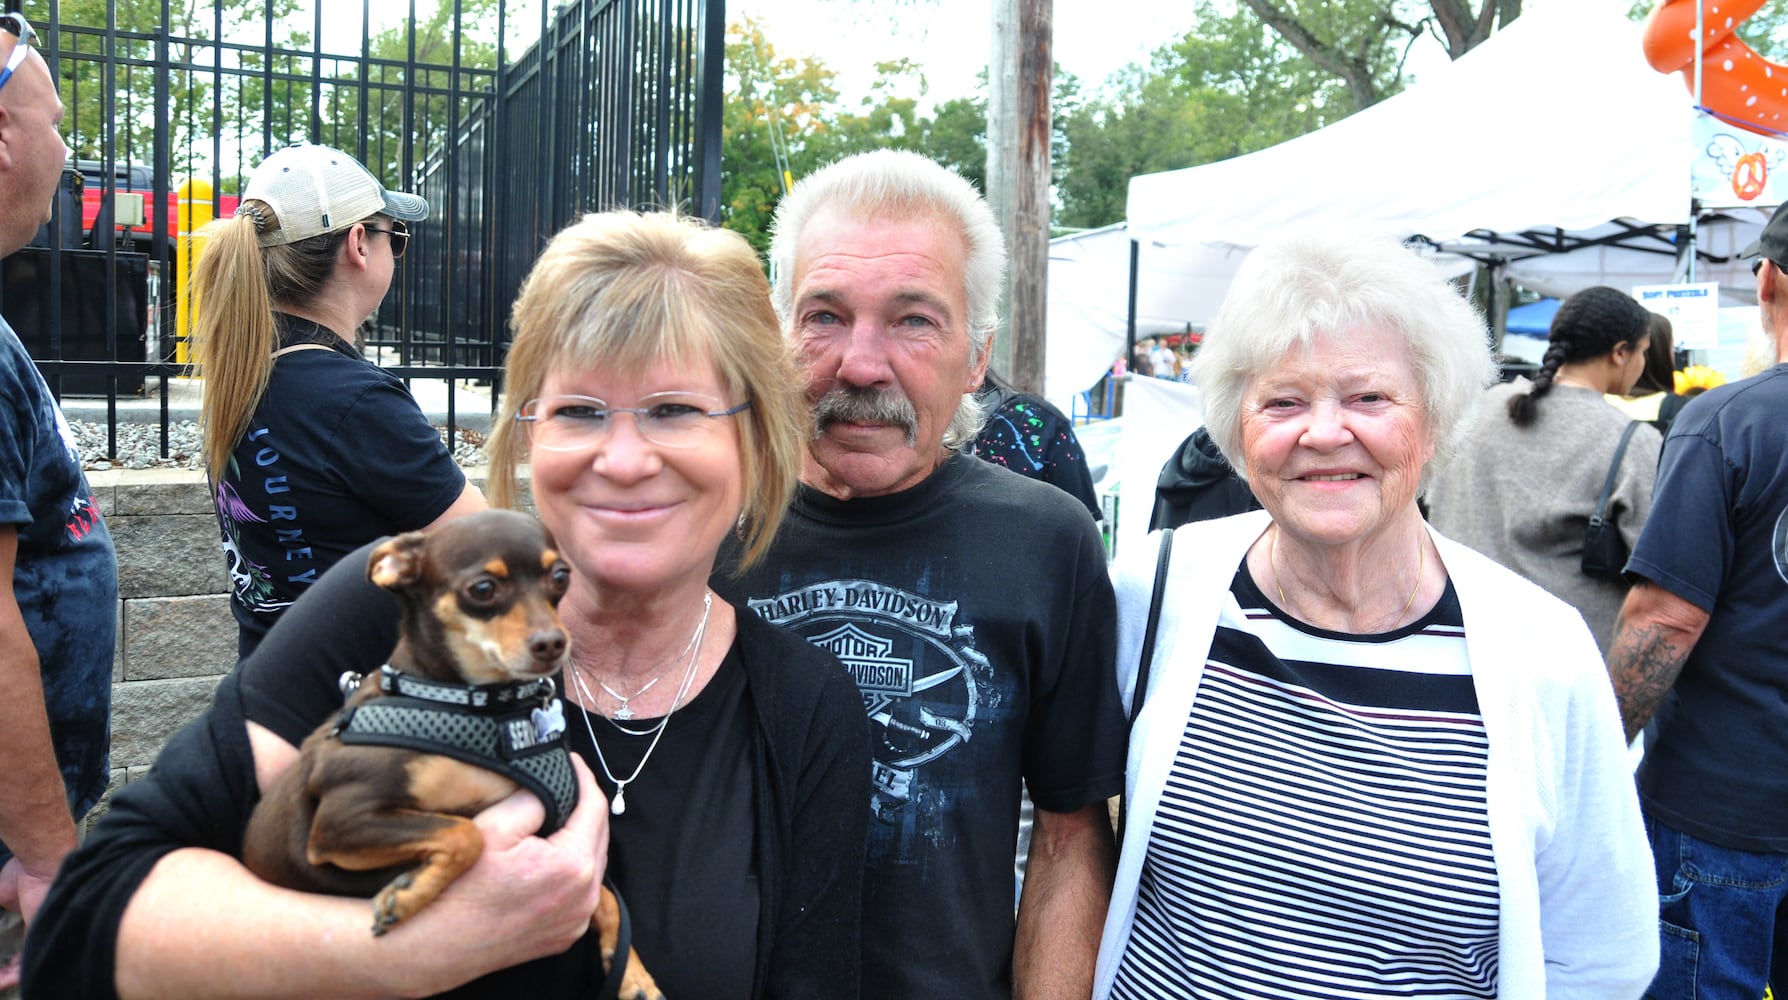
[
  {"xmin": 465, "ymin": 578, "xmax": 500, "ymax": 604},
  {"xmin": 549, "ymin": 564, "xmax": 571, "ymax": 591}
]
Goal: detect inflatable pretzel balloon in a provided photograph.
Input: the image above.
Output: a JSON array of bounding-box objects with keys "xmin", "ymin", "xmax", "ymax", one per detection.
[{"xmin": 1643, "ymin": 0, "xmax": 1786, "ymax": 137}]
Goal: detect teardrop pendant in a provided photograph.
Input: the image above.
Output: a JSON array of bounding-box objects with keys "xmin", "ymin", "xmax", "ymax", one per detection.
[{"xmin": 610, "ymin": 783, "xmax": 627, "ymax": 816}]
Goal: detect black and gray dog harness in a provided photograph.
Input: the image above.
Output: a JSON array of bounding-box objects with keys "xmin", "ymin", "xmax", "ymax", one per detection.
[{"xmin": 331, "ymin": 665, "xmax": 579, "ymax": 835}]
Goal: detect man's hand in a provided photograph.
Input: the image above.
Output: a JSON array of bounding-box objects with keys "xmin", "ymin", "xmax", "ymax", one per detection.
[
  {"xmin": 0, "ymin": 853, "xmax": 57, "ymax": 991},
  {"xmin": 0, "ymin": 525, "xmax": 80, "ymax": 948},
  {"xmin": 1607, "ymin": 579, "xmax": 1712, "ymax": 741},
  {"xmin": 0, "ymin": 853, "xmax": 59, "ymax": 923}
]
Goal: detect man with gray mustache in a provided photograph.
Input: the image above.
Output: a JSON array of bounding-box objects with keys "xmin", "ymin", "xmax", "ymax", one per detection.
[
  {"xmin": 812, "ymin": 385, "xmax": 919, "ymax": 444},
  {"xmin": 713, "ymin": 149, "xmax": 1125, "ymax": 1000}
]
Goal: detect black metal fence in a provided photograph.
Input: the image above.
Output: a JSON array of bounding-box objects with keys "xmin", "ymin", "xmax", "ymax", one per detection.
[{"xmin": 4, "ymin": 0, "xmax": 723, "ymax": 458}]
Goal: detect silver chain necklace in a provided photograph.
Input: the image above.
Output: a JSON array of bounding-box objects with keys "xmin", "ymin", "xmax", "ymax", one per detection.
[
  {"xmin": 588, "ymin": 593, "xmax": 711, "ymax": 721},
  {"xmin": 568, "ymin": 593, "xmax": 710, "ymax": 817}
]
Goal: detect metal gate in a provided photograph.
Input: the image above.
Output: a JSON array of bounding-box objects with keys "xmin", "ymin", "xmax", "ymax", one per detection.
[{"xmin": 8, "ymin": 0, "xmax": 722, "ymax": 457}]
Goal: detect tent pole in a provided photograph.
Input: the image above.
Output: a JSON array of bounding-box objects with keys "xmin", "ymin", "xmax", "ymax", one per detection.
[
  {"xmin": 1125, "ymin": 237, "xmax": 1140, "ymax": 370},
  {"xmin": 1688, "ymin": 0, "xmax": 1703, "ymax": 283}
]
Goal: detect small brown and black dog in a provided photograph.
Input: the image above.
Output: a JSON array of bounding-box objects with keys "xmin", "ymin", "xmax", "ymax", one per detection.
[{"xmin": 242, "ymin": 509, "xmax": 661, "ymax": 999}]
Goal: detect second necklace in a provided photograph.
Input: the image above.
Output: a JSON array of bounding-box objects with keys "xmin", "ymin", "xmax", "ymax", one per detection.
[{"xmin": 569, "ymin": 591, "xmax": 711, "ymax": 817}]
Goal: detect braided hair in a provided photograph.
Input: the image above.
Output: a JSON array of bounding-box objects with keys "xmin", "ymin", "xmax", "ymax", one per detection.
[{"xmin": 1507, "ymin": 286, "xmax": 1651, "ymax": 426}]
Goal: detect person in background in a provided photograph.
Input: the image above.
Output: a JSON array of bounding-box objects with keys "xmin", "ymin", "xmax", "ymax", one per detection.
[
  {"xmin": 191, "ymin": 142, "xmax": 483, "ymax": 658},
  {"xmin": 1098, "ymin": 234, "xmax": 1655, "ymax": 998},
  {"xmin": 718, "ymin": 149, "xmax": 1126, "ymax": 1000},
  {"xmin": 24, "ymin": 211, "xmax": 869, "ymax": 998},
  {"xmin": 1129, "ymin": 338, "xmax": 1152, "ymax": 379},
  {"xmin": 1426, "ymin": 286, "xmax": 1661, "ymax": 653},
  {"xmin": 967, "ymin": 370, "xmax": 1101, "ymax": 520},
  {"xmin": 1609, "ymin": 199, "xmax": 1788, "ymax": 1000},
  {"xmin": 1149, "ymin": 338, "xmax": 1176, "ymax": 378},
  {"xmin": 1607, "ymin": 311, "xmax": 1688, "ymax": 440},
  {"xmin": 0, "ymin": 13, "xmax": 117, "ymax": 991},
  {"xmin": 1148, "ymin": 425, "xmax": 1261, "ymax": 532}
]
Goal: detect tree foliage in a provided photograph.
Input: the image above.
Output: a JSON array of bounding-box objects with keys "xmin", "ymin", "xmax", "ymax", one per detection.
[
  {"xmin": 318, "ymin": 0, "xmax": 501, "ymax": 189},
  {"xmin": 719, "ymin": 18, "xmax": 991, "ymax": 253},
  {"xmin": 51, "ymin": 0, "xmax": 497, "ymax": 195},
  {"xmin": 1053, "ymin": 1, "xmax": 1358, "ymax": 230},
  {"xmin": 54, "ymin": 0, "xmax": 309, "ymax": 181},
  {"xmin": 1242, "ymin": 0, "xmax": 1517, "ymax": 112}
]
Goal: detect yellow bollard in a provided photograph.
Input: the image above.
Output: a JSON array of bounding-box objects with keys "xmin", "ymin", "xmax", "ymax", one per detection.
[{"xmin": 175, "ymin": 177, "xmax": 214, "ymax": 367}]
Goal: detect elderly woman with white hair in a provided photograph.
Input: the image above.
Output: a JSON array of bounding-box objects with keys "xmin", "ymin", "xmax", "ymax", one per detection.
[{"xmin": 1094, "ymin": 235, "xmax": 1657, "ymax": 999}]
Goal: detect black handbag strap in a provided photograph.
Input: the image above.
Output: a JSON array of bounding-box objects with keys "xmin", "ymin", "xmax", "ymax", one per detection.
[
  {"xmin": 1591, "ymin": 421, "xmax": 1642, "ymax": 523},
  {"xmin": 1132, "ymin": 527, "xmax": 1175, "ymax": 723},
  {"xmin": 1119, "ymin": 527, "xmax": 1175, "ymax": 841}
]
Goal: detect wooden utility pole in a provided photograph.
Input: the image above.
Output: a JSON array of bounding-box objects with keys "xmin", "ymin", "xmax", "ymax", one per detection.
[{"xmin": 985, "ymin": 0, "xmax": 1052, "ymax": 394}]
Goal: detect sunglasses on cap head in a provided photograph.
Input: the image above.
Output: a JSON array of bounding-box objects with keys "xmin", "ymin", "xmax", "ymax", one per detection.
[{"xmin": 0, "ymin": 13, "xmax": 35, "ymax": 99}]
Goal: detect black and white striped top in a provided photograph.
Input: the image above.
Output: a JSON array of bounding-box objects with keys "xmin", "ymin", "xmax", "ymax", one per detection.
[{"xmin": 1112, "ymin": 565, "xmax": 1499, "ymax": 999}]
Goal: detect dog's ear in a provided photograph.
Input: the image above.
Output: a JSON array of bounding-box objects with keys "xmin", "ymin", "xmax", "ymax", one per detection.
[{"xmin": 368, "ymin": 530, "xmax": 429, "ymax": 591}]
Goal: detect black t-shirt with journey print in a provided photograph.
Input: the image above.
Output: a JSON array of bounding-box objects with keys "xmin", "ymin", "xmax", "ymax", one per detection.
[{"xmin": 215, "ymin": 314, "xmax": 464, "ymax": 656}]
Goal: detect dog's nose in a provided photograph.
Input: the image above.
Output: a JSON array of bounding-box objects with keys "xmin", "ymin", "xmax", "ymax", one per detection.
[{"xmin": 531, "ymin": 629, "xmax": 567, "ymax": 663}]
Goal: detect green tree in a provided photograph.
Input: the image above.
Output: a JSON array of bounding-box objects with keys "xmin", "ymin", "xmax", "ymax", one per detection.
[
  {"xmin": 1243, "ymin": 0, "xmax": 1515, "ymax": 113},
  {"xmin": 319, "ymin": 0, "xmax": 501, "ymax": 191},
  {"xmin": 54, "ymin": 0, "xmax": 308, "ymax": 181},
  {"xmin": 1055, "ymin": 2, "xmax": 1351, "ymax": 229},
  {"xmin": 717, "ymin": 20, "xmax": 1070, "ymax": 249},
  {"xmin": 721, "ymin": 18, "xmax": 852, "ymax": 253},
  {"xmin": 718, "ymin": 21, "xmax": 999, "ymax": 252}
]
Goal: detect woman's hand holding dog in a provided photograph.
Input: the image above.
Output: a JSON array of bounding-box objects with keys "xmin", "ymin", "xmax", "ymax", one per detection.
[{"xmin": 385, "ymin": 754, "xmax": 612, "ymax": 994}]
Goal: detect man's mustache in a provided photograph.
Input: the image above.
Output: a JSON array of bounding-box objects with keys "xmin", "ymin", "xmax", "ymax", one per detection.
[{"xmin": 812, "ymin": 386, "xmax": 918, "ymax": 446}]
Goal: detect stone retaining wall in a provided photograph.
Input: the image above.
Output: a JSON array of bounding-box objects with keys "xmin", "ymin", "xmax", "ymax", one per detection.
[
  {"xmin": 87, "ymin": 468, "xmax": 233, "ymax": 825},
  {"xmin": 80, "ymin": 467, "xmax": 494, "ymax": 830}
]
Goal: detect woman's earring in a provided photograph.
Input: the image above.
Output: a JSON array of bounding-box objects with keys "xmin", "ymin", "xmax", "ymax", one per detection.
[{"xmin": 735, "ymin": 511, "xmax": 748, "ymax": 540}]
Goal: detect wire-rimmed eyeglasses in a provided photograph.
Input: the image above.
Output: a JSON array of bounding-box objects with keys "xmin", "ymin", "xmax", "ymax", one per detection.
[
  {"xmin": 363, "ymin": 219, "xmax": 410, "ymax": 259},
  {"xmin": 516, "ymin": 392, "xmax": 751, "ymax": 451},
  {"xmin": 0, "ymin": 13, "xmax": 36, "ymax": 98}
]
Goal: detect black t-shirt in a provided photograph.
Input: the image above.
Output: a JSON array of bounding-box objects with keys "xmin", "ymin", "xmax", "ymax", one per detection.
[
  {"xmin": 217, "ymin": 314, "xmax": 465, "ymax": 655},
  {"xmin": 1628, "ymin": 365, "xmax": 1788, "ymax": 852},
  {"xmin": 714, "ymin": 453, "xmax": 1127, "ymax": 1000},
  {"xmin": 569, "ymin": 654, "xmax": 759, "ymax": 999}
]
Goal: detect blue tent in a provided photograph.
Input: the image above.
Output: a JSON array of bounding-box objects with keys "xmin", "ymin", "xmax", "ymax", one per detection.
[{"xmin": 1506, "ymin": 297, "xmax": 1559, "ymax": 336}]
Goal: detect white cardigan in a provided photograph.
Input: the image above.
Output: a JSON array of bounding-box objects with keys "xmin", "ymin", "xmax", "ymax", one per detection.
[{"xmin": 1095, "ymin": 510, "xmax": 1658, "ymax": 999}]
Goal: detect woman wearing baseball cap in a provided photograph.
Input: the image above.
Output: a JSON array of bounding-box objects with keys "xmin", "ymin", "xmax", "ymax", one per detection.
[{"xmin": 191, "ymin": 143, "xmax": 484, "ymax": 657}]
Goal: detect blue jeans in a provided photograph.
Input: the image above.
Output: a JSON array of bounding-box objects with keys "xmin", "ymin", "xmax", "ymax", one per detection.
[{"xmin": 1645, "ymin": 815, "xmax": 1788, "ymax": 999}]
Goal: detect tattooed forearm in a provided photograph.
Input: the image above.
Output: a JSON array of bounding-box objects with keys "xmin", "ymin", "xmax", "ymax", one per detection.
[{"xmin": 1607, "ymin": 621, "xmax": 1691, "ymax": 742}]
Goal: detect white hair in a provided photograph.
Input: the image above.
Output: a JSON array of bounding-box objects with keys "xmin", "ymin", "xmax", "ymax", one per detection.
[
  {"xmin": 1191, "ymin": 232, "xmax": 1496, "ymax": 492},
  {"xmin": 768, "ymin": 149, "xmax": 1007, "ymax": 365}
]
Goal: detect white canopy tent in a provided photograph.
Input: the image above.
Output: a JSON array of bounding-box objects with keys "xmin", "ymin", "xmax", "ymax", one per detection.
[
  {"xmin": 1041, "ymin": 226, "xmax": 1248, "ymax": 410},
  {"xmin": 1043, "ymin": 0, "xmax": 1769, "ymax": 410}
]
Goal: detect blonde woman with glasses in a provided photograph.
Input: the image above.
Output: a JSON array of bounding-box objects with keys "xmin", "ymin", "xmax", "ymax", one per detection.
[
  {"xmin": 26, "ymin": 211, "xmax": 869, "ymax": 999},
  {"xmin": 191, "ymin": 143, "xmax": 484, "ymax": 658}
]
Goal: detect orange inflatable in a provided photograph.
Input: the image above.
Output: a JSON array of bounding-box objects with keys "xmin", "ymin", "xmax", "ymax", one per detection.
[{"xmin": 1643, "ymin": 0, "xmax": 1788, "ymax": 136}]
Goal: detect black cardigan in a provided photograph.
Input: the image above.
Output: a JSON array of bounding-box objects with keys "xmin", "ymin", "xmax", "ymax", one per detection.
[{"xmin": 25, "ymin": 540, "xmax": 869, "ymax": 999}]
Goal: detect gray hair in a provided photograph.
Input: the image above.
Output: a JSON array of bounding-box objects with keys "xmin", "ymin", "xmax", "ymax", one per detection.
[
  {"xmin": 1191, "ymin": 233, "xmax": 1495, "ymax": 493},
  {"xmin": 768, "ymin": 149, "xmax": 1007, "ymax": 366}
]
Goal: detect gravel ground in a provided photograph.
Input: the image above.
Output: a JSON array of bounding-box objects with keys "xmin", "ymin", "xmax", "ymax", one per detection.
[{"xmin": 69, "ymin": 420, "xmax": 491, "ymax": 472}]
